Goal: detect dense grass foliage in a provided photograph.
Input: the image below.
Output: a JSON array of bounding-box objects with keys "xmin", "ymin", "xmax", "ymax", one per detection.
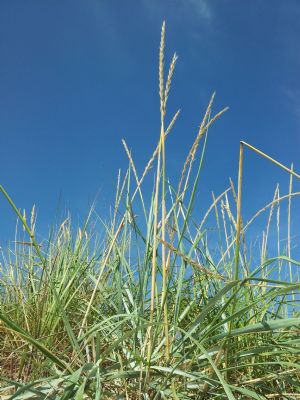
[{"xmin": 1, "ymin": 23, "xmax": 300, "ymax": 399}]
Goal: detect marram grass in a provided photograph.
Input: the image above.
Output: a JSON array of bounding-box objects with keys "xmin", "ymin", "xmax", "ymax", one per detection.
[{"xmin": 1, "ymin": 23, "xmax": 300, "ymax": 399}]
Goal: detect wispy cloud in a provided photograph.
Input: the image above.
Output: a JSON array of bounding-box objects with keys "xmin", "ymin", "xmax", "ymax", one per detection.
[
  {"xmin": 141, "ymin": 0, "xmax": 213, "ymax": 23},
  {"xmin": 283, "ymin": 87, "xmax": 300, "ymax": 120},
  {"xmin": 187, "ymin": 0, "xmax": 212, "ymax": 21}
]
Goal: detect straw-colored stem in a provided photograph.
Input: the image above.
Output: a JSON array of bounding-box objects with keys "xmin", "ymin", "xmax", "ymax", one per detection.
[
  {"xmin": 147, "ymin": 20, "xmax": 168, "ymax": 366},
  {"xmin": 159, "ymin": 19, "xmax": 169, "ymax": 361},
  {"xmin": 226, "ymin": 142, "xmax": 243, "ymax": 380},
  {"xmin": 160, "ymin": 118, "xmax": 170, "ymax": 360},
  {"xmin": 147, "ymin": 135, "xmax": 161, "ymax": 364},
  {"xmin": 288, "ymin": 164, "xmax": 293, "ymax": 299},
  {"xmin": 241, "ymin": 141, "xmax": 300, "ymax": 179},
  {"xmin": 234, "ymin": 142, "xmax": 244, "ymax": 281}
]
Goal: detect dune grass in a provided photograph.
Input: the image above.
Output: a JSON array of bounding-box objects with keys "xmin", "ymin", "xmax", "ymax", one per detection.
[{"xmin": 1, "ymin": 23, "xmax": 300, "ymax": 399}]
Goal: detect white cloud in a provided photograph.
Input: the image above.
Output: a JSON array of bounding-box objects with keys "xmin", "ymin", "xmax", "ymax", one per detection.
[{"xmin": 187, "ymin": 0, "xmax": 212, "ymax": 21}]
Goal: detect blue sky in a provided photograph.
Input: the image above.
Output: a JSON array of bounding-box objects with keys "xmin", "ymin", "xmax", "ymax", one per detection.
[{"xmin": 0, "ymin": 0, "xmax": 300, "ymax": 246}]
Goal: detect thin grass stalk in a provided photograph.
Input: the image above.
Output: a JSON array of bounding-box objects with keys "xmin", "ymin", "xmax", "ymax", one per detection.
[
  {"xmin": 241, "ymin": 141, "xmax": 300, "ymax": 179},
  {"xmin": 265, "ymin": 185, "xmax": 279, "ymax": 252},
  {"xmin": 234, "ymin": 142, "xmax": 244, "ymax": 282},
  {"xmin": 212, "ymin": 191, "xmax": 223, "ymax": 256},
  {"xmin": 199, "ymin": 187, "xmax": 231, "ymax": 232},
  {"xmin": 147, "ymin": 150, "xmax": 161, "ymax": 362},
  {"xmin": 112, "ymin": 169, "xmax": 121, "ymax": 231},
  {"xmin": 147, "ymin": 20, "xmax": 166, "ymax": 366},
  {"xmin": 287, "ymin": 164, "xmax": 295, "ymax": 309},
  {"xmin": 221, "ymin": 200, "xmax": 230, "ymax": 261},
  {"xmin": 224, "ymin": 193, "xmax": 236, "ymax": 230},
  {"xmin": 245, "ymin": 192, "xmax": 300, "ymax": 233},
  {"xmin": 157, "ymin": 19, "xmax": 171, "ymax": 361},
  {"xmin": 160, "ymin": 32, "xmax": 179, "ymax": 364},
  {"xmin": 288, "ymin": 164, "xmax": 293, "ymax": 284},
  {"xmin": 160, "ymin": 114, "xmax": 170, "ymax": 361},
  {"xmin": 225, "ymin": 141, "xmax": 243, "ymax": 381},
  {"xmin": 276, "ymin": 186, "xmax": 281, "ymax": 277},
  {"xmin": 261, "ymin": 185, "xmax": 279, "ymax": 294}
]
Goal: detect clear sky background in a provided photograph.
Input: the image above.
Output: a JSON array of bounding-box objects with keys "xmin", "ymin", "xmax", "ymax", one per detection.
[{"xmin": 0, "ymin": 1, "xmax": 300, "ymax": 247}]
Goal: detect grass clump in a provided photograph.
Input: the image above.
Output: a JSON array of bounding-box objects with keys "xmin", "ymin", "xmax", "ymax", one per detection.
[{"xmin": 1, "ymin": 23, "xmax": 300, "ymax": 399}]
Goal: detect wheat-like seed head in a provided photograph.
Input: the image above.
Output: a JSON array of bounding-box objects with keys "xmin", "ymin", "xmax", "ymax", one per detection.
[
  {"xmin": 229, "ymin": 177, "xmax": 237, "ymax": 204},
  {"xmin": 177, "ymin": 92, "xmax": 215, "ymax": 196},
  {"xmin": 159, "ymin": 21, "xmax": 166, "ymax": 115},
  {"xmin": 177, "ymin": 106, "xmax": 229, "ymax": 202},
  {"xmin": 265, "ymin": 184, "xmax": 279, "ymax": 246},
  {"xmin": 164, "ymin": 52, "xmax": 178, "ymax": 112},
  {"xmin": 30, "ymin": 204, "xmax": 36, "ymax": 234},
  {"xmin": 122, "ymin": 139, "xmax": 140, "ymax": 187}
]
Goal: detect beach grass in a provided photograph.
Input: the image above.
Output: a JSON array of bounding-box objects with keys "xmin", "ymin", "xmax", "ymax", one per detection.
[{"xmin": 0, "ymin": 23, "xmax": 300, "ymax": 399}]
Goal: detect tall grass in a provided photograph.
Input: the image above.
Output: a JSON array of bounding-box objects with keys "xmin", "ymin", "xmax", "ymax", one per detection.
[{"xmin": 1, "ymin": 23, "xmax": 300, "ymax": 399}]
